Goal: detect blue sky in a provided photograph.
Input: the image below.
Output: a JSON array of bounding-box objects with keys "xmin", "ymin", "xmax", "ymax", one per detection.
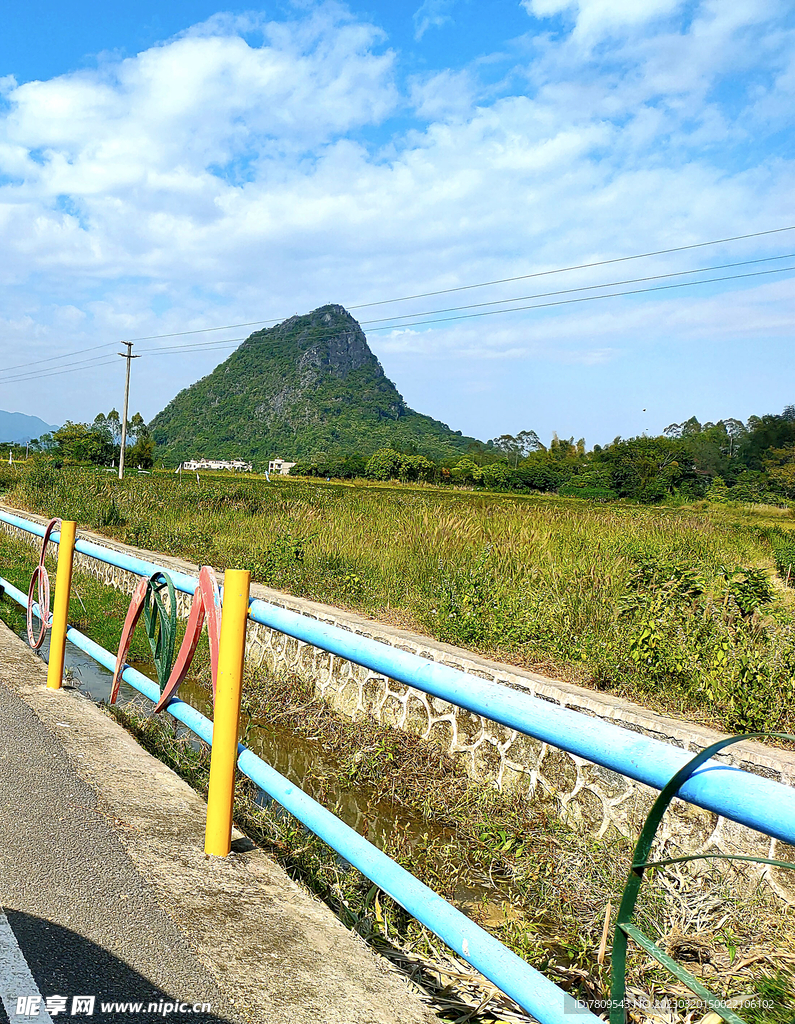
[{"xmin": 0, "ymin": 0, "xmax": 793, "ymax": 447}]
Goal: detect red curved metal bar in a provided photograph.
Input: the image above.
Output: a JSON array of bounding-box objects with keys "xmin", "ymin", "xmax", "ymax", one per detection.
[
  {"xmin": 26, "ymin": 517, "xmax": 62, "ymax": 650},
  {"xmin": 199, "ymin": 566, "xmax": 221, "ymax": 698},
  {"xmin": 153, "ymin": 566, "xmax": 222, "ymax": 712},
  {"xmin": 26, "ymin": 565, "xmax": 50, "ymax": 650},
  {"xmin": 113, "ymin": 566, "xmax": 222, "ymax": 712},
  {"xmin": 109, "ymin": 575, "xmax": 148, "ymax": 704}
]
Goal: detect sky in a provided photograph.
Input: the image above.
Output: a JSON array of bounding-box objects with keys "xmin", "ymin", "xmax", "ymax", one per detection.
[{"xmin": 0, "ymin": 0, "xmax": 793, "ymax": 447}]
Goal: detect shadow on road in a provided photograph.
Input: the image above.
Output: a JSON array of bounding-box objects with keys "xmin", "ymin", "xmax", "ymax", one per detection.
[{"xmin": 2, "ymin": 909, "xmax": 238, "ymax": 1024}]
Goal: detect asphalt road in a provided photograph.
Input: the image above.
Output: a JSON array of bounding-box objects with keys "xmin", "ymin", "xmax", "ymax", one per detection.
[{"xmin": 0, "ymin": 674, "xmax": 239, "ymax": 1024}]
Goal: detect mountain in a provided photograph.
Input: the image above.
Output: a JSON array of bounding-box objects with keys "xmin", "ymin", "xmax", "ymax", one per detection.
[
  {"xmin": 150, "ymin": 305, "xmax": 479, "ymax": 465},
  {"xmin": 0, "ymin": 410, "xmax": 58, "ymax": 443}
]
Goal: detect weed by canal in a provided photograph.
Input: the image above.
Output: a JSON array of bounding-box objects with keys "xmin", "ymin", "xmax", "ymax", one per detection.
[{"xmin": 1, "ymin": 506, "xmax": 794, "ymax": 1020}]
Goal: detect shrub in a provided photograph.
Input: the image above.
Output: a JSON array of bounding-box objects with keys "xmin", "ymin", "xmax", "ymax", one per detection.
[{"xmin": 365, "ymin": 448, "xmax": 402, "ymax": 481}]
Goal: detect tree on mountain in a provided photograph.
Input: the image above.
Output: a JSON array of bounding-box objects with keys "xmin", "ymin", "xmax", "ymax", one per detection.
[
  {"xmin": 765, "ymin": 447, "xmax": 795, "ymax": 498},
  {"xmin": 663, "ymin": 417, "xmax": 750, "ymax": 484},
  {"xmin": 93, "ymin": 410, "xmax": 123, "ymax": 445},
  {"xmin": 451, "ymin": 457, "xmax": 483, "ymax": 484},
  {"xmin": 739, "ymin": 408, "xmax": 795, "ymax": 470},
  {"xmin": 38, "ymin": 410, "xmax": 151, "ymax": 467},
  {"xmin": 398, "ymin": 454, "xmax": 435, "ymax": 482},
  {"xmin": 48, "ymin": 421, "xmax": 115, "ymax": 466},
  {"xmin": 128, "ymin": 430, "xmax": 155, "ymax": 469},
  {"xmin": 481, "ymin": 460, "xmax": 512, "ymax": 489}
]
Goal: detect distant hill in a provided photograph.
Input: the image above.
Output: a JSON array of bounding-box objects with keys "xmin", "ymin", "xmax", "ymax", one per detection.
[
  {"xmin": 0, "ymin": 410, "xmax": 57, "ymax": 443},
  {"xmin": 150, "ymin": 305, "xmax": 479, "ymax": 465}
]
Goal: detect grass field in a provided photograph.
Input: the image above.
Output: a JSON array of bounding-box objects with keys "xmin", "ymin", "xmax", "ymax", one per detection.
[{"xmin": 2, "ymin": 462, "xmax": 794, "ymax": 737}]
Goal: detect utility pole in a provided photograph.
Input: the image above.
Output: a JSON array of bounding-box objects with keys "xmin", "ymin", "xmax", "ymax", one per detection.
[{"xmin": 118, "ymin": 341, "xmax": 140, "ymax": 480}]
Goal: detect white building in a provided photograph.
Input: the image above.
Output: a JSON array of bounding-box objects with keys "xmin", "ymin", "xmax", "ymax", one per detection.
[
  {"xmin": 181, "ymin": 458, "xmax": 252, "ymax": 472},
  {"xmin": 268, "ymin": 457, "xmax": 296, "ymax": 476}
]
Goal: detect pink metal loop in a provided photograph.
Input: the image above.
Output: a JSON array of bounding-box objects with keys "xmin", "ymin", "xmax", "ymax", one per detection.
[
  {"xmin": 109, "ymin": 575, "xmax": 149, "ymax": 704},
  {"xmin": 113, "ymin": 566, "xmax": 223, "ymax": 711},
  {"xmin": 199, "ymin": 566, "xmax": 222, "ymax": 699},
  {"xmin": 153, "ymin": 586, "xmax": 205, "ymax": 713},
  {"xmin": 26, "ymin": 517, "xmax": 62, "ymax": 650},
  {"xmin": 26, "ymin": 565, "xmax": 50, "ymax": 650}
]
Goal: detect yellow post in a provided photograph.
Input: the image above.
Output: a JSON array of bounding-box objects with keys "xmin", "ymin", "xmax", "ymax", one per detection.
[
  {"xmin": 205, "ymin": 568, "xmax": 250, "ymax": 857},
  {"xmin": 46, "ymin": 520, "xmax": 76, "ymax": 690}
]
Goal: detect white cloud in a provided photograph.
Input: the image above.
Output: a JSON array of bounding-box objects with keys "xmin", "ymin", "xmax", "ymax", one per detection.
[
  {"xmin": 0, "ymin": 1, "xmax": 793, "ymax": 442},
  {"xmin": 522, "ymin": 0, "xmax": 685, "ymax": 38},
  {"xmin": 413, "ymin": 0, "xmax": 457, "ymax": 41},
  {"xmin": 409, "ymin": 69, "xmax": 475, "ymax": 121}
]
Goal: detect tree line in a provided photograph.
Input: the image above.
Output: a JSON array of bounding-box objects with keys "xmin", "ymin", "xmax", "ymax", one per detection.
[
  {"xmin": 290, "ymin": 405, "xmax": 795, "ymax": 504},
  {"xmin": 14, "ymin": 402, "xmax": 795, "ymax": 505},
  {"xmin": 25, "ymin": 411, "xmax": 155, "ymax": 469}
]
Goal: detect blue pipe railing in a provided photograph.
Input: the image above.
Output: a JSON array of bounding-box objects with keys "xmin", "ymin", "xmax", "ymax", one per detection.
[
  {"xmin": 0, "ymin": 571, "xmax": 596, "ymax": 1024},
  {"xmin": 2, "ymin": 508, "xmax": 793, "ymax": 847}
]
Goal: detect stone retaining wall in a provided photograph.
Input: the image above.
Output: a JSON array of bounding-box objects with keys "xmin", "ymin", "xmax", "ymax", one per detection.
[{"xmin": 2, "ymin": 506, "xmax": 794, "ymax": 901}]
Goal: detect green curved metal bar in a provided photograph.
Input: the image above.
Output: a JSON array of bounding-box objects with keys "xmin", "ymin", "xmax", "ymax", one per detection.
[
  {"xmin": 609, "ymin": 731, "xmax": 795, "ymax": 1024},
  {"xmin": 640, "ymin": 852, "xmax": 795, "ymax": 871},
  {"xmin": 142, "ymin": 571, "xmax": 177, "ymax": 689}
]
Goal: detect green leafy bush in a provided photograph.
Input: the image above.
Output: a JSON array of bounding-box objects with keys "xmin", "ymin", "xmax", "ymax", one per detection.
[{"xmin": 771, "ymin": 533, "xmax": 795, "ymax": 586}]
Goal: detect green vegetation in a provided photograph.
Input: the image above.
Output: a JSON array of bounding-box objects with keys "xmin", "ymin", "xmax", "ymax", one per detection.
[
  {"xmin": 0, "ymin": 465, "xmax": 792, "ymax": 1019},
  {"xmin": 149, "ymin": 304, "xmax": 478, "ymax": 465},
  {"xmin": 300, "ymin": 406, "xmax": 795, "ymax": 507},
  {"xmin": 23, "ymin": 409, "xmax": 154, "ymax": 469},
  {"xmin": 141, "ymin": 297, "xmax": 795, "ymax": 508},
  {"xmin": 18, "ymin": 294, "xmax": 795, "ymax": 512},
  {"xmin": 3, "ymin": 463, "xmax": 795, "ymax": 738}
]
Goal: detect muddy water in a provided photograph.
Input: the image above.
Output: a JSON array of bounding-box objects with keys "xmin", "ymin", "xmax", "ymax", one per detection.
[{"xmin": 2, "ymin": 606, "xmax": 516, "ymax": 917}]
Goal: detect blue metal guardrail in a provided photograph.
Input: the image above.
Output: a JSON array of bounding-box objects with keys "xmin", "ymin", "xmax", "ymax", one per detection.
[{"xmin": 1, "ymin": 508, "xmax": 794, "ymax": 1021}]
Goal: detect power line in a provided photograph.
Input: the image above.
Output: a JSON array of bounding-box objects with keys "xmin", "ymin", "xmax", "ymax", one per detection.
[
  {"xmin": 7, "ymin": 258, "xmax": 791, "ymax": 384},
  {"xmin": 0, "ymin": 341, "xmax": 116, "ymax": 374},
  {"xmin": 5, "ymin": 258, "xmax": 795, "ymax": 386},
  {"xmin": 357, "ymin": 251, "xmax": 795, "ymax": 327},
  {"xmin": 0, "ymin": 357, "xmax": 119, "ymax": 385},
  {"xmin": 0, "ymin": 337, "xmax": 246, "ymax": 385},
  {"xmin": 95, "ymin": 222, "xmax": 795, "ymax": 346},
  {"xmin": 348, "ymin": 224, "xmax": 795, "ymax": 309},
  {"xmin": 0, "ymin": 337, "xmax": 243, "ymax": 384},
  {"xmin": 137, "ymin": 336, "xmax": 247, "ymax": 355},
  {"xmin": 0, "ymin": 349, "xmax": 126, "ymax": 384},
  {"xmin": 3, "ymin": 222, "xmax": 794, "ymax": 376},
  {"xmin": 125, "ymin": 322, "xmax": 281, "ymax": 343},
  {"xmin": 137, "ymin": 258, "xmax": 795, "ymax": 348},
  {"xmin": 362, "ymin": 262, "xmax": 795, "ymax": 333}
]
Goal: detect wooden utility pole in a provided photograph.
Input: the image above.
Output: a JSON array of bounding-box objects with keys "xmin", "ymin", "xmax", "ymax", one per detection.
[{"xmin": 118, "ymin": 341, "xmax": 140, "ymax": 480}]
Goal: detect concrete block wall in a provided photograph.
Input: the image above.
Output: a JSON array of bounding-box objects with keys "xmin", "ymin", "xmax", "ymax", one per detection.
[{"xmin": 3, "ymin": 508, "xmax": 794, "ymax": 902}]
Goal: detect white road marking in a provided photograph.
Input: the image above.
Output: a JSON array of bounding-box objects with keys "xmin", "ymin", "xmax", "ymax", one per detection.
[{"xmin": 0, "ymin": 911, "xmax": 53, "ymax": 1024}]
